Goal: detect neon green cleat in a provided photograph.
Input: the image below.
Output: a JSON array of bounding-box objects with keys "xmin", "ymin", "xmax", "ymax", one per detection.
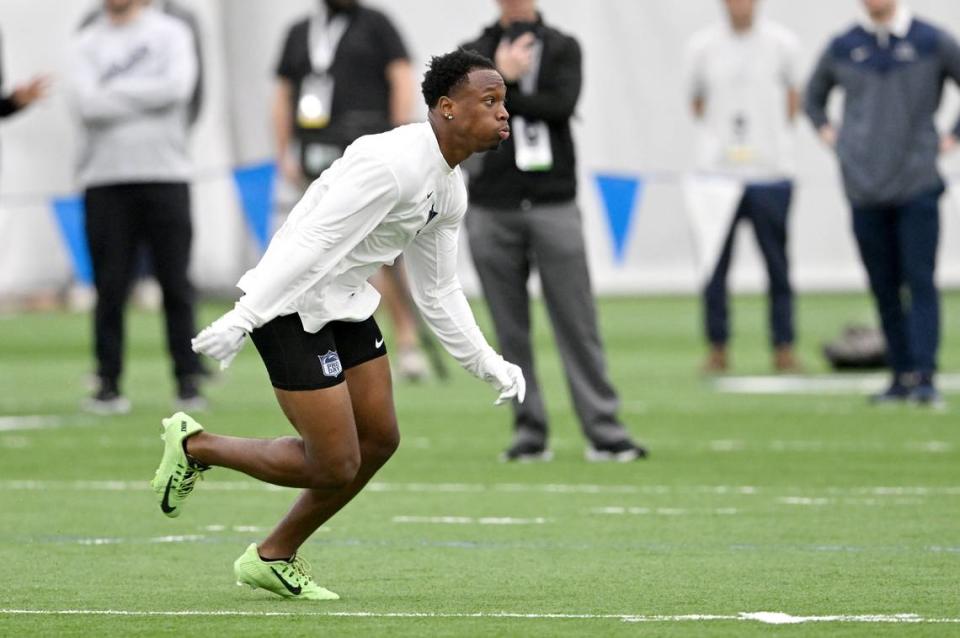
[
  {"xmin": 233, "ymin": 543, "xmax": 340, "ymax": 601},
  {"xmin": 150, "ymin": 412, "xmax": 208, "ymax": 518}
]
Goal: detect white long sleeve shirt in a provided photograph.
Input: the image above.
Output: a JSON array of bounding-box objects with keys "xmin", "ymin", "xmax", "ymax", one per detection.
[
  {"xmin": 69, "ymin": 7, "xmax": 197, "ymax": 187},
  {"xmin": 236, "ymin": 122, "xmax": 499, "ymax": 379}
]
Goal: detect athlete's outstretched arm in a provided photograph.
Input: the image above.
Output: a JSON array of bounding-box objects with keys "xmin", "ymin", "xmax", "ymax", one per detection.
[{"xmin": 404, "ymin": 210, "xmax": 525, "ymax": 404}]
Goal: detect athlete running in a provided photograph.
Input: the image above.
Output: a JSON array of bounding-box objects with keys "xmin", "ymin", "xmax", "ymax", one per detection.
[{"xmin": 151, "ymin": 49, "xmax": 524, "ymax": 600}]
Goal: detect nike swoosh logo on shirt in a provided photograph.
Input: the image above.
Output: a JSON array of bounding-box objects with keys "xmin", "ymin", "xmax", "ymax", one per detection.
[
  {"xmin": 270, "ymin": 567, "xmax": 303, "ymax": 595},
  {"xmin": 375, "ymin": 337, "xmax": 384, "ymax": 349},
  {"xmin": 417, "ymin": 203, "xmax": 441, "ymax": 236}
]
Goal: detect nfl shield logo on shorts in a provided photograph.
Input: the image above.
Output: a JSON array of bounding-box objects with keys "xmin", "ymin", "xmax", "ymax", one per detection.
[{"xmin": 318, "ymin": 350, "xmax": 342, "ymax": 377}]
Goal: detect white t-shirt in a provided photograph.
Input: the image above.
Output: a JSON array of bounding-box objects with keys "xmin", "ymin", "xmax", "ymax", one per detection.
[
  {"xmin": 236, "ymin": 122, "xmax": 498, "ymax": 378},
  {"xmin": 686, "ymin": 20, "xmax": 801, "ymax": 181}
]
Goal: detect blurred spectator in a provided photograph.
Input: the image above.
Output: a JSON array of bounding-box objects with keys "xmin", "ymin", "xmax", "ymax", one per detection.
[
  {"xmin": 460, "ymin": 0, "xmax": 646, "ymax": 462},
  {"xmin": 0, "ymin": 30, "xmax": 49, "ymax": 131},
  {"xmin": 805, "ymin": 0, "xmax": 960, "ymax": 406},
  {"xmin": 80, "ymin": 0, "xmax": 204, "ymax": 127},
  {"xmin": 68, "ymin": 0, "xmax": 205, "ymax": 414},
  {"xmin": 79, "ymin": 0, "xmax": 205, "ymax": 312},
  {"xmin": 0, "ymin": 29, "xmax": 50, "ymax": 311},
  {"xmin": 686, "ymin": 0, "xmax": 802, "ymax": 374},
  {"xmin": 273, "ymin": 0, "xmax": 429, "ymax": 381}
]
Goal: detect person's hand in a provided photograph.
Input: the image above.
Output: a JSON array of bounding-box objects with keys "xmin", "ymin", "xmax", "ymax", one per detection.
[
  {"xmin": 481, "ymin": 354, "xmax": 527, "ymax": 406},
  {"xmin": 11, "ymin": 75, "xmax": 51, "ymax": 109},
  {"xmin": 495, "ymin": 32, "xmax": 536, "ymax": 82},
  {"xmin": 818, "ymin": 124, "xmax": 837, "ymax": 148},
  {"xmin": 940, "ymin": 133, "xmax": 958, "ymax": 155},
  {"xmin": 191, "ymin": 309, "xmax": 256, "ymax": 370}
]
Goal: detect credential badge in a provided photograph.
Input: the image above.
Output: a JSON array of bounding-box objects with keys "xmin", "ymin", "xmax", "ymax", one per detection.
[{"xmin": 319, "ymin": 350, "xmax": 343, "ymax": 377}]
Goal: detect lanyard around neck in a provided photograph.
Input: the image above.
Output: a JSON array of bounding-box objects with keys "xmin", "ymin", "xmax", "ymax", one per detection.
[{"xmin": 308, "ymin": 10, "xmax": 350, "ymax": 74}]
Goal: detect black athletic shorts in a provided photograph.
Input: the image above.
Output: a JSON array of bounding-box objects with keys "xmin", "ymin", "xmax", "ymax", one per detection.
[{"xmin": 249, "ymin": 313, "xmax": 387, "ymax": 391}]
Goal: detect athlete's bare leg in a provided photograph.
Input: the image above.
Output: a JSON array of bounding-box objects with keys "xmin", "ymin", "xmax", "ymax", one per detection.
[
  {"xmin": 185, "ymin": 385, "xmax": 360, "ymax": 490},
  {"xmin": 258, "ymin": 355, "xmax": 398, "ymax": 557},
  {"xmin": 184, "ymin": 355, "xmax": 398, "ymax": 558}
]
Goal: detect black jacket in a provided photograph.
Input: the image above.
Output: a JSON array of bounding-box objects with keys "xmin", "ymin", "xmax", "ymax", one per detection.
[
  {"xmin": 0, "ymin": 29, "xmax": 20, "ymax": 118},
  {"xmin": 461, "ymin": 16, "xmax": 581, "ymax": 208}
]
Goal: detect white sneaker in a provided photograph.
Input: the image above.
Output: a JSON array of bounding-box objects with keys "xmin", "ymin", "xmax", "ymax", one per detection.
[
  {"xmin": 397, "ymin": 347, "xmax": 429, "ymax": 382},
  {"xmin": 81, "ymin": 392, "xmax": 131, "ymax": 416},
  {"xmin": 132, "ymin": 279, "xmax": 162, "ymax": 311},
  {"xmin": 174, "ymin": 394, "xmax": 208, "ymax": 413},
  {"xmin": 585, "ymin": 441, "xmax": 648, "ymax": 462},
  {"xmin": 66, "ymin": 284, "xmax": 96, "ymax": 313}
]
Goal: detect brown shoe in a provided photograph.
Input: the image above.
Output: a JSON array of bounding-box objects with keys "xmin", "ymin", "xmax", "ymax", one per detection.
[
  {"xmin": 773, "ymin": 345, "xmax": 803, "ymax": 373},
  {"xmin": 702, "ymin": 345, "xmax": 728, "ymax": 373}
]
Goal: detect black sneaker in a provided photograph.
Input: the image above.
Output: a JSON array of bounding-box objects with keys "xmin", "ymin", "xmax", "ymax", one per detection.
[
  {"xmin": 869, "ymin": 375, "xmax": 913, "ymax": 404},
  {"xmin": 585, "ymin": 440, "xmax": 648, "ymax": 462},
  {"xmin": 910, "ymin": 373, "xmax": 945, "ymax": 409},
  {"xmin": 175, "ymin": 376, "xmax": 208, "ymax": 412},
  {"xmin": 81, "ymin": 379, "xmax": 131, "ymax": 415},
  {"xmin": 500, "ymin": 440, "xmax": 553, "ymax": 462}
]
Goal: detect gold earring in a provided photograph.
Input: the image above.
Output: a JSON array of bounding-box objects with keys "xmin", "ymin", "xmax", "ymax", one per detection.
[{"xmin": 445, "ymin": 114, "xmax": 454, "ymax": 120}]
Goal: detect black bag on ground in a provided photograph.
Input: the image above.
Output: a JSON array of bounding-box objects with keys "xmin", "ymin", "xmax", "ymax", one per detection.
[{"xmin": 822, "ymin": 324, "xmax": 888, "ymax": 370}]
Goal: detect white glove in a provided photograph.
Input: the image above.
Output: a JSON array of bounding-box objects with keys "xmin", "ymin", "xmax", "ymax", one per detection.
[
  {"xmin": 480, "ymin": 353, "xmax": 526, "ymax": 406},
  {"xmin": 191, "ymin": 307, "xmax": 257, "ymax": 370}
]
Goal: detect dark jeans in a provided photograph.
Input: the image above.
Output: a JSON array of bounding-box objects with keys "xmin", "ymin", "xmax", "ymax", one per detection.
[
  {"xmin": 851, "ymin": 187, "xmax": 942, "ymax": 375},
  {"xmin": 703, "ymin": 181, "xmax": 795, "ymax": 348},
  {"xmin": 84, "ymin": 182, "xmax": 202, "ymax": 384}
]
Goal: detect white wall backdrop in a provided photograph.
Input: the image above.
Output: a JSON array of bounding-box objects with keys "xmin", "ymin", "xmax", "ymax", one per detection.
[{"xmin": 1, "ymin": 0, "xmax": 960, "ymax": 298}]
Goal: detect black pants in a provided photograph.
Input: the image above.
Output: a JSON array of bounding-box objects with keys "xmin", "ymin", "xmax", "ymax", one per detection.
[
  {"xmin": 84, "ymin": 182, "xmax": 202, "ymax": 383},
  {"xmin": 851, "ymin": 187, "xmax": 942, "ymax": 375},
  {"xmin": 704, "ymin": 181, "xmax": 795, "ymax": 348}
]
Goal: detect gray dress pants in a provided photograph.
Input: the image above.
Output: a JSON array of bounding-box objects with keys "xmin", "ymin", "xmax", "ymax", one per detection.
[{"xmin": 465, "ymin": 201, "xmax": 630, "ymax": 447}]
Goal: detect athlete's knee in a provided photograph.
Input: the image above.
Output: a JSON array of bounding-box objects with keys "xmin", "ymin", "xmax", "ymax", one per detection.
[
  {"xmin": 362, "ymin": 425, "xmax": 400, "ymax": 466},
  {"xmin": 306, "ymin": 451, "xmax": 361, "ymax": 491}
]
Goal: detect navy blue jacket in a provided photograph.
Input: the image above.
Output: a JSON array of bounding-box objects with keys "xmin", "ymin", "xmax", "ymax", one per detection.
[{"xmin": 805, "ymin": 17, "xmax": 960, "ymax": 206}]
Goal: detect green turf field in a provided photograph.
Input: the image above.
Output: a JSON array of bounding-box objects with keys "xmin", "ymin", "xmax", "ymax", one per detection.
[{"xmin": 1, "ymin": 293, "xmax": 958, "ymax": 637}]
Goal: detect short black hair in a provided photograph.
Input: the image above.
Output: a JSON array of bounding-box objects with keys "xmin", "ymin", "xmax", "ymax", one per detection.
[{"xmin": 421, "ymin": 49, "xmax": 497, "ymax": 108}]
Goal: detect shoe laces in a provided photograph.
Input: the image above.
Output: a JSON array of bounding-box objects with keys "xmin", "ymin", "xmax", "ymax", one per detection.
[
  {"xmin": 175, "ymin": 462, "xmax": 206, "ymax": 498},
  {"xmin": 288, "ymin": 555, "xmax": 313, "ymax": 584}
]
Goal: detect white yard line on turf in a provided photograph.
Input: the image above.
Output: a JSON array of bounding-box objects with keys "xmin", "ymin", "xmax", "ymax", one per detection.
[
  {"xmin": 713, "ymin": 372, "xmax": 960, "ymax": 395},
  {"xmin": 707, "ymin": 439, "xmax": 954, "ymax": 453},
  {"xmin": 392, "ymin": 516, "xmax": 549, "ymax": 525},
  {"xmin": 2, "ymin": 480, "xmax": 959, "ymax": 497},
  {"xmin": 592, "ymin": 507, "xmax": 739, "ymax": 516},
  {"xmin": 38, "ymin": 536, "xmax": 960, "ymax": 554},
  {"xmin": 198, "ymin": 525, "xmax": 273, "ymax": 533},
  {"xmin": 67, "ymin": 529, "xmax": 330, "ymax": 546},
  {"xmin": 0, "ymin": 609, "xmax": 958, "ymax": 624},
  {"xmin": 0, "ymin": 415, "xmax": 63, "ymax": 431},
  {"xmin": 73, "ymin": 536, "xmax": 208, "ymax": 545}
]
